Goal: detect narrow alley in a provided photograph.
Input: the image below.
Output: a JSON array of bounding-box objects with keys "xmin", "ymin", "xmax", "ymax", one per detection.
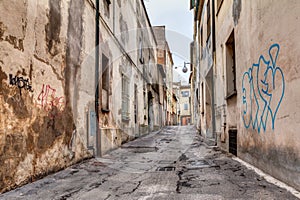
[
  {"xmin": 1, "ymin": 0, "xmax": 300, "ymax": 198},
  {"xmin": 1, "ymin": 126, "xmax": 298, "ymax": 200}
]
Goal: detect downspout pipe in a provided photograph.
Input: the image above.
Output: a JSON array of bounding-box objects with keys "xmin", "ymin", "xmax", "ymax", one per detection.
[
  {"xmin": 212, "ymin": 0, "xmax": 216, "ymax": 52},
  {"xmin": 211, "ymin": 0, "xmax": 217, "ymax": 145},
  {"xmin": 95, "ymin": 0, "xmax": 101, "ymax": 156}
]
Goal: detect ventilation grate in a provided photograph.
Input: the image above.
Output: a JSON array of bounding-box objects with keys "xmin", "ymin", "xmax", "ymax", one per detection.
[{"xmin": 229, "ymin": 129, "xmax": 237, "ymax": 156}]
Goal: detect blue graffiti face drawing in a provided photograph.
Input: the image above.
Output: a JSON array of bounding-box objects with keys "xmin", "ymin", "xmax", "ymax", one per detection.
[{"xmin": 242, "ymin": 44, "xmax": 285, "ymax": 133}]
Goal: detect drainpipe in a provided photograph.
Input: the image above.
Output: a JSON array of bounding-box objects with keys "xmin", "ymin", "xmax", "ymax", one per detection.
[
  {"xmin": 211, "ymin": 0, "xmax": 217, "ymax": 145},
  {"xmin": 95, "ymin": 0, "xmax": 101, "ymax": 156}
]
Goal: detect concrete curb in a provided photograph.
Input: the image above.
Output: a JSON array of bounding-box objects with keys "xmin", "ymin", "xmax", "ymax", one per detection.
[{"xmin": 233, "ymin": 157, "xmax": 300, "ymax": 199}]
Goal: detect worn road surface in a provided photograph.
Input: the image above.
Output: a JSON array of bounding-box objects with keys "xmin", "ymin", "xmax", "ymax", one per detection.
[{"xmin": 1, "ymin": 126, "xmax": 299, "ymax": 200}]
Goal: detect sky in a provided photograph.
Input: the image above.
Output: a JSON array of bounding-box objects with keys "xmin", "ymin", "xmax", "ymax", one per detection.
[{"xmin": 144, "ymin": 0, "xmax": 194, "ymax": 83}]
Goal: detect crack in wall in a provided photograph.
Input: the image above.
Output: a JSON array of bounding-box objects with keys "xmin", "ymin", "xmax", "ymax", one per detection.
[{"xmin": 33, "ymin": 54, "xmax": 64, "ymax": 81}]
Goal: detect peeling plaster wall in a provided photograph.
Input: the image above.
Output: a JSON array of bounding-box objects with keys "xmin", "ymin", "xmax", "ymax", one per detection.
[
  {"xmin": 0, "ymin": 0, "xmax": 160, "ymax": 192},
  {"xmin": 0, "ymin": 0, "xmax": 95, "ymax": 193},
  {"xmin": 214, "ymin": 0, "xmax": 300, "ymax": 190}
]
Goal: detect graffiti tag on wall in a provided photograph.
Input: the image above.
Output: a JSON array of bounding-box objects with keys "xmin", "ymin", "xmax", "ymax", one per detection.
[
  {"xmin": 242, "ymin": 44, "xmax": 285, "ymax": 133},
  {"xmin": 37, "ymin": 84, "xmax": 65, "ymax": 118},
  {"xmin": 9, "ymin": 74, "xmax": 34, "ymax": 93}
]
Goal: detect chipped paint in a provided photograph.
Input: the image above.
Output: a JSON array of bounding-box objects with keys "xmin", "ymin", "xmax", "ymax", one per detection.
[{"xmin": 0, "ymin": 0, "xmax": 86, "ymax": 193}]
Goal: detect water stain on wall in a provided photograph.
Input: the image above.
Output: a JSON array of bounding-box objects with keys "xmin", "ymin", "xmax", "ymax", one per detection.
[
  {"xmin": 46, "ymin": 0, "xmax": 61, "ymax": 56},
  {"xmin": 31, "ymin": 107, "xmax": 75, "ymax": 153},
  {"xmin": 65, "ymin": 0, "xmax": 84, "ymax": 107},
  {"xmin": 0, "ymin": 22, "xmax": 5, "ymax": 40},
  {"xmin": 0, "ymin": 66, "xmax": 8, "ymax": 89},
  {"xmin": 0, "ymin": 67, "xmax": 33, "ymax": 191},
  {"xmin": 0, "ymin": 0, "xmax": 85, "ymax": 192},
  {"xmin": 232, "ymin": 0, "xmax": 242, "ymax": 26},
  {"xmin": 0, "ymin": 68, "xmax": 31, "ymax": 119},
  {"xmin": 119, "ymin": 15, "xmax": 129, "ymax": 45},
  {"xmin": 4, "ymin": 35, "xmax": 24, "ymax": 51},
  {"xmin": 117, "ymin": 0, "xmax": 121, "ymax": 7},
  {"xmin": 239, "ymin": 134, "xmax": 300, "ymax": 190}
]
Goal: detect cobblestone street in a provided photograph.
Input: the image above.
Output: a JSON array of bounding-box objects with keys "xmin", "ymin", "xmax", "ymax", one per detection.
[{"xmin": 1, "ymin": 126, "xmax": 299, "ymax": 200}]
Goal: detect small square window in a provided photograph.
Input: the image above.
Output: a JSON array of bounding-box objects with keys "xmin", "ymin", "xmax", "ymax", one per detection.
[
  {"xmin": 184, "ymin": 104, "xmax": 188, "ymax": 110},
  {"xmin": 181, "ymin": 91, "xmax": 189, "ymax": 97}
]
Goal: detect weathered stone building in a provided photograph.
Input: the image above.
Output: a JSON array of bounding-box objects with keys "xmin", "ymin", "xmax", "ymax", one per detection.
[
  {"xmin": 153, "ymin": 26, "xmax": 174, "ymax": 126},
  {"xmin": 179, "ymin": 85, "xmax": 191, "ymax": 126},
  {"xmin": 191, "ymin": 0, "xmax": 300, "ymax": 191},
  {"xmin": 173, "ymin": 81, "xmax": 181, "ymax": 125},
  {"xmin": 0, "ymin": 0, "xmax": 167, "ymax": 193}
]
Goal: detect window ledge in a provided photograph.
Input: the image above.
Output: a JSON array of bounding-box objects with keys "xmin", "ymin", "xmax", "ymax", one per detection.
[
  {"xmin": 122, "ymin": 117, "xmax": 130, "ymax": 123},
  {"xmin": 101, "ymin": 108, "xmax": 110, "ymax": 113},
  {"xmin": 225, "ymin": 90, "xmax": 237, "ymax": 100}
]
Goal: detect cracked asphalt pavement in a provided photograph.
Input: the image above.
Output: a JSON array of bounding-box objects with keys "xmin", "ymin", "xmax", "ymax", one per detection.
[{"xmin": 1, "ymin": 126, "xmax": 299, "ymax": 200}]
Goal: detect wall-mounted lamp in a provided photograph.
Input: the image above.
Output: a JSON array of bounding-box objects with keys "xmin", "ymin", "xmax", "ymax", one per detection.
[
  {"xmin": 182, "ymin": 62, "xmax": 190, "ymax": 73},
  {"xmin": 174, "ymin": 62, "xmax": 190, "ymax": 73}
]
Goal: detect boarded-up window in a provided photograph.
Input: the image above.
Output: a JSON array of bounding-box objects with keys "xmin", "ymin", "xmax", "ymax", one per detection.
[
  {"xmin": 102, "ymin": 54, "xmax": 110, "ymax": 111},
  {"xmin": 122, "ymin": 74, "xmax": 130, "ymax": 121}
]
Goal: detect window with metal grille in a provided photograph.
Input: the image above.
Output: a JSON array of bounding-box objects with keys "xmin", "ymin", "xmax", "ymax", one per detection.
[{"xmin": 122, "ymin": 74, "xmax": 130, "ymax": 121}]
